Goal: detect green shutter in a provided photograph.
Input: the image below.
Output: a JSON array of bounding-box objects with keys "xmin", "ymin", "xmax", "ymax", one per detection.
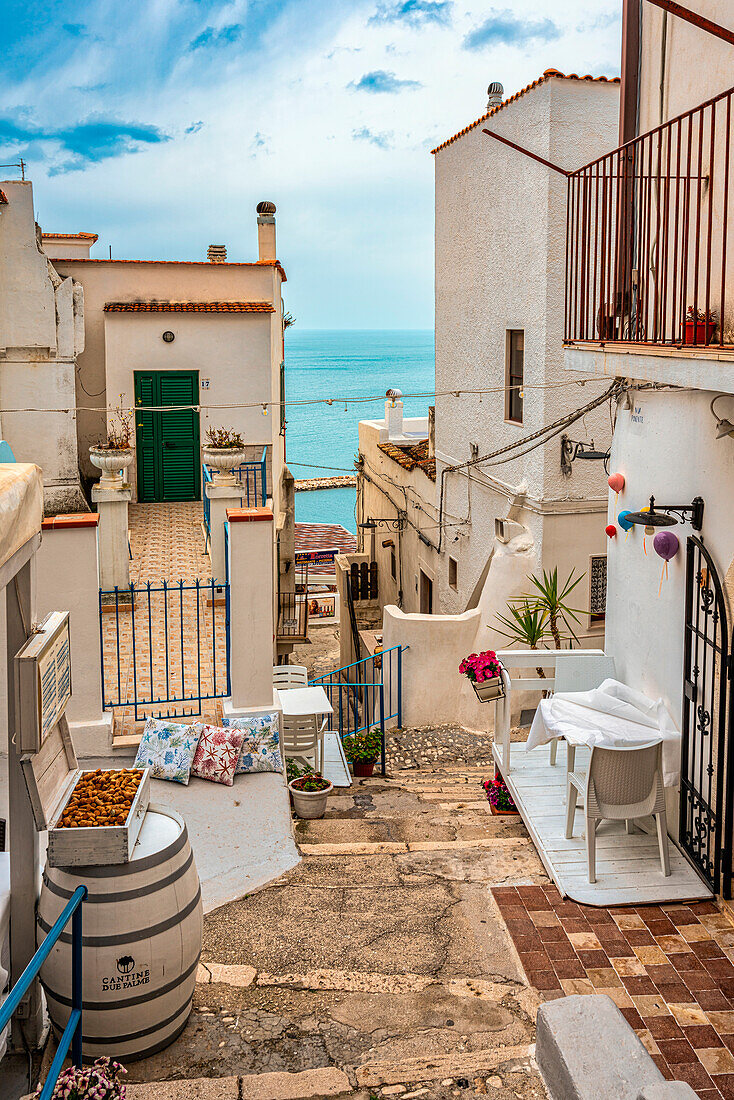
[{"xmin": 134, "ymin": 371, "xmax": 200, "ymax": 502}]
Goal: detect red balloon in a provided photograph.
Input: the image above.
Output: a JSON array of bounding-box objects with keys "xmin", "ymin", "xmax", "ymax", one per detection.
[
  {"xmin": 605, "ymin": 524, "xmax": 617, "ymax": 538},
  {"xmin": 608, "ymin": 472, "xmax": 625, "ymax": 494}
]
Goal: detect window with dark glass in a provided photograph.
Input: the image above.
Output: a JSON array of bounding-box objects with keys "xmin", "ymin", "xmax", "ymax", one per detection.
[
  {"xmin": 506, "ymin": 330, "xmax": 524, "ymax": 424},
  {"xmin": 589, "ymin": 555, "xmax": 607, "ymax": 624}
]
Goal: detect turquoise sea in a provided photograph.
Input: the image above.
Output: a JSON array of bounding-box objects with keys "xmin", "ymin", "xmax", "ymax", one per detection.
[{"xmin": 286, "ymin": 330, "xmax": 435, "ymax": 533}]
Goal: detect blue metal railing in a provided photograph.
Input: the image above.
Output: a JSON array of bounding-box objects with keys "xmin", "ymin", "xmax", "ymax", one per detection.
[
  {"xmin": 0, "ymin": 885, "xmax": 87, "ymax": 1098},
  {"xmin": 202, "ymin": 463, "xmax": 212, "ymax": 546},
  {"xmin": 99, "ymin": 579, "xmax": 231, "ymax": 720},
  {"xmin": 202, "ymin": 449, "xmax": 267, "ymax": 511},
  {"xmin": 309, "ymin": 646, "xmax": 404, "ymax": 777}
]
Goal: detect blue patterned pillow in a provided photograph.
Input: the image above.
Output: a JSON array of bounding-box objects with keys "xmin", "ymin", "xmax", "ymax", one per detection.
[
  {"xmin": 225, "ymin": 713, "xmax": 282, "ymax": 774},
  {"xmin": 134, "ymin": 718, "xmax": 201, "ymax": 784}
]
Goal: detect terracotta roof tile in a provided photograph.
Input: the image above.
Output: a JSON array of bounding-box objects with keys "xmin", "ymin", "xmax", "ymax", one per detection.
[
  {"xmin": 49, "ymin": 257, "xmax": 287, "ymax": 281},
  {"xmin": 103, "ymin": 300, "xmax": 274, "ymax": 313},
  {"xmin": 431, "ymin": 70, "xmax": 620, "ymax": 154},
  {"xmin": 0, "ymin": 190, "xmax": 7, "ymax": 204},
  {"xmin": 378, "ymin": 438, "xmax": 436, "ymax": 481},
  {"xmin": 295, "ymin": 523, "xmax": 357, "ymax": 575},
  {"xmin": 42, "ymin": 231, "xmax": 98, "ymax": 241}
]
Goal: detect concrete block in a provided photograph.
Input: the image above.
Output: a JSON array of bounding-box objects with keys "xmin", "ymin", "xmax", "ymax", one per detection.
[
  {"xmin": 637, "ymin": 1086, "xmax": 700, "ymax": 1100},
  {"xmin": 536, "ymin": 994, "xmax": 664, "ymax": 1100}
]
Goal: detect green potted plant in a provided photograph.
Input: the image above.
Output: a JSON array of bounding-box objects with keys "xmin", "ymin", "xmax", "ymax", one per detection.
[
  {"xmin": 343, "ymin": 726, "xmax": 382, "ymax": 777},
  {"xmin": 203, "ymin": 426, "xmax": 247, "ymax": 485},
  {"xmin": 482, "ymin": 774, "xmax": 518, "ymax": 816},
  {"xmin": 288, "ymin": 772, "xmax": 332, "ymax": 818},
  {"xmin": 89, "ymin": 398, "xmax": 134, "ymax": 488}
]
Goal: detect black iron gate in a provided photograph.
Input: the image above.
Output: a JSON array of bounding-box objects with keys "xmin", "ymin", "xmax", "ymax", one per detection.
[{"xmin": 680, "ymin": 536, "xmax": 733, "ymax": 897}]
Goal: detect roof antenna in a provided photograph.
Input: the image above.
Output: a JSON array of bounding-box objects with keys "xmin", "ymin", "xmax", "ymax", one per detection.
[{"xmin": 109, "ymin": 245, "xmax": 112, "ymax": 259}]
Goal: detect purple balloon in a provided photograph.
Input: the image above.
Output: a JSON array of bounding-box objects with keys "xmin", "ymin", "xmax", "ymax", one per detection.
[{"xmin": 653, "ymin": 530, "xmax": 679, "ymax": 561}]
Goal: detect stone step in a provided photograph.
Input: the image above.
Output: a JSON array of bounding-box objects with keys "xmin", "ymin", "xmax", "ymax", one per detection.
[
  {"xmin": 355, "ymin": 1042, "xmax": 533, "ymax": 1088},
  {"xmin": 298, "ymin": 835, "xmax": 532, "ymax": 857},
  {"xmin": 125, "ymin": 1067, "xmax": 351, "ymax": 1100}
]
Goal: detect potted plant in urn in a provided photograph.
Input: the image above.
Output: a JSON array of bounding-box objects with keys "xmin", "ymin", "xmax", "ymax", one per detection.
[
  {"xmin": 89, "ymin": 400, "xmax": 134, "ymax": 488},
  {"xmin": 288, "ymin": 772, "xmax": 332, "ymax": 819},
  {"xmin": 343, "ymin": 726, "xmax": 382, "ymax": 777},
  {"xmin": 459, "ymin": 651, "xmax": 505, "ymax": 701},
  {"xmin": 203, "ymin": 426, "xmax": 247, "ymax": 485}
]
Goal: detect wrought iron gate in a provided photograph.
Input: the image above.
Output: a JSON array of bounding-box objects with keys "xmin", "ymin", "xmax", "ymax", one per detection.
[{"xmin": 680, "ymin": 536, "xmax": 733, "ymax": 896}]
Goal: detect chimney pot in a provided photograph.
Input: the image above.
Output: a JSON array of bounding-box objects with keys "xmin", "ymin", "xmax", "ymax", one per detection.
[
  {"xmin": 208, "ymin": 244, "xmax": 227, "ymax": 263},
  {"xmin": 257, "ymin": 201, "xmax": 277, "ymax": 262}
]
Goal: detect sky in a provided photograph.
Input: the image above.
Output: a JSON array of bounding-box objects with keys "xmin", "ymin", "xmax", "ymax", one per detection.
[{"xmin": 1, "ymin": 0, "xmax": 621, "ymax": 329}]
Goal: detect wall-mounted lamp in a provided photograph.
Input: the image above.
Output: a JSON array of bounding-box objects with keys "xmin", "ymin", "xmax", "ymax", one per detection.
[
  {"xmin": 561, "ymin": 433, "xmax": 610, "ymax": 476},
  {"xmin": 358, "ymin": 513, "xmax": 406, "ymax": 532},
  {"xmin": 624, "ymin": 495, "xmax": 705, "ymax": 532},
  {"xmin": 711, "ymin": 395, "xmax": 734, "ymax": 439}
]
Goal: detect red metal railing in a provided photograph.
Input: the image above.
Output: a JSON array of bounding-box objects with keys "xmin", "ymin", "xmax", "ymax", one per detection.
[{"xmin": 565, "ymin": 85, "xmax": 734, "ymax": 349}]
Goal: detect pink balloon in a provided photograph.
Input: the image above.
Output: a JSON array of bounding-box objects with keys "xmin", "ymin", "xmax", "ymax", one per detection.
[{"xmin": 608, "ymin": 472, "xmax": 625, "ymax": 494}]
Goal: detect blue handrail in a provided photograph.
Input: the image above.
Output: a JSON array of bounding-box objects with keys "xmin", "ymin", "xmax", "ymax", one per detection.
[{"xmin": 0, "ymin": 885, "xmax": 87, "ymax": 1098}]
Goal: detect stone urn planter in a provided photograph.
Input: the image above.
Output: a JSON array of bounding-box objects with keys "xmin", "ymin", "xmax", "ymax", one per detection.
[
  {"xmin": 89, "ymin": 447, "xmax": 134, "ymax": 488},
  {"xmin": 289, "ymin": 777, "xmax": 332, "ymax": 820},
  {"xmin": 202, "ymin": 446, "xmax": 248, "ymax": 486}
]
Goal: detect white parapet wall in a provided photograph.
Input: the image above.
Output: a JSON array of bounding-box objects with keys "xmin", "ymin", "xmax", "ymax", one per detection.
[
  {"xmin": 36, "ymin": 514, "xmax": 112, "ymax": 757},
  {"xmin": 382, "ymin": 527, "xmax": 542, "ymax": 731}
]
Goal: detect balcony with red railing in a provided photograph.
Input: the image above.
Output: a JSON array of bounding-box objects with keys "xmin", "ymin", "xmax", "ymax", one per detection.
[{"xmin": 564, "ymin": 84, "xmax": 734, "ymax": 374}]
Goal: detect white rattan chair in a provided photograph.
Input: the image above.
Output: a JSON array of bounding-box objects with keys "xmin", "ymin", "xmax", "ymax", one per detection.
[
  {"xmin": 549, "ymin": 653, "xmax": 616, "ymax": 766},
  {"xmin": 280, "ymin": 713, "xmax": 324, "ymax": 773},
  {"xmin": 565, "ymin": 739, "xmax": 670, "ymax": 883},
  {"xmin": 272, "ymin": 664, "xmax": 309, "ymax": 690}
]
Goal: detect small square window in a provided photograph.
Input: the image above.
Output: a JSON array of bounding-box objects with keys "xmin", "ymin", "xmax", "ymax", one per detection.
[
  {"xmin": 589, "ymin": 555, "xmax": 607, "ymax": 624},
  {"xmin": 448, "ymin": 556, "xmax": 458, "ymax": 590}
]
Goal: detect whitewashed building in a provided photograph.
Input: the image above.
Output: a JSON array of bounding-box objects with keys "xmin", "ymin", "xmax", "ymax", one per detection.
[{"xmin": 564, "ymin": 0, "xmax": 734, "ymax": 897}]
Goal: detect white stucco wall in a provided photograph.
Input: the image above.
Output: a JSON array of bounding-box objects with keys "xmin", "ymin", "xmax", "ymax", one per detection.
[
  {"xmin": 104, "ymin": 311, "xmax": 276, "ymax": 499},
  {"xmin": 49, "ymin": 257, "xmax": 285, "ymax": 485},
  {"xmin": 605, "ymin": 388, "xmax": 734, "ymax": 727},
  {"xmin": 432, "ymin": 76, "xmax": 619, "ymax": 618},
  {"xmin": 40, "ymin": 236, "xmax": 96, "ymax": 260},
  {"xmin": 0, "ymin": 181, "xmax": 87, "ymax": 513}
]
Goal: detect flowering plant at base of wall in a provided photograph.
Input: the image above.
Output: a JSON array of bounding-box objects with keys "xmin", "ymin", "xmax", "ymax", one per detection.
[
  {"xmin": 37, "ymin": 1057, "xmax": 127, "ymax": 1100},
  {"xmin": 205, "ymin": 426, "xmax": 245, "ymax": 449},
  {"xmin": 483, "ymin": 775, "xmax": 517, "ymax": 814},
  {"xmin": 343, "ymin": 726, "xmax": 382, "ymax": 765},
  {"xmin": 458, "ymin": 651, "xmax": 502, "ymax": 684}
]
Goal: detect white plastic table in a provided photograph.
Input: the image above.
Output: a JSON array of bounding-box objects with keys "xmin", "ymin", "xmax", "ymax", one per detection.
[{"xmin": 274, "ymin": 686, "xmax": 333, "ymax": 717}]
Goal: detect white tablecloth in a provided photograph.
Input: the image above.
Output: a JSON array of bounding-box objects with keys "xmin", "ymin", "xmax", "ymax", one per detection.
[
  {"xmin": 527, "ymin": 678, "xmax": 681, "ymax": 786},
  {"xmin": 274, "ymin": 686, "xmax": 333, "ymax": 717}
]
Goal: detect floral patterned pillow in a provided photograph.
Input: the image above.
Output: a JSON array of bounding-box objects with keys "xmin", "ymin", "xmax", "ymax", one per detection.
[
  {"xmin": 134, "ymin": 718, "xmax": 201, "ymax": 784},
  {"xmin": 225, "ymin": 713, "xmax": 282, "ymax": 774},
  {"xmin": 191, "ymin": 724, "xmax": 246, "ymax": 786}
]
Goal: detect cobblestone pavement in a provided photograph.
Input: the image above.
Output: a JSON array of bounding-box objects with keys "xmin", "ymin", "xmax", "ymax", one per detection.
[
  {"xmin": 126, "ymin": 730, "xmax": 551, "ymax": 1099},
  {"xmin": 385, "ymin": 725, "xmax": 497, "ymax": 771}
]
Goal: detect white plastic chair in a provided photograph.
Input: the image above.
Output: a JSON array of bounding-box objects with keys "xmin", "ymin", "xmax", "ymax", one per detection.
[
  {"xmin": 273, "ymin": 664, "xmax": 309, "ymax": 690},
  {"xmin": 549, "ymin": 653, "xmax": 616, "ymax": 766},
  {"xmin": 280, "ymin": 713, "xmax": 324, "ymax": 773},
  {"xmin": 565, "ymin": 739, "xmax": 670, "ymax": 883}
]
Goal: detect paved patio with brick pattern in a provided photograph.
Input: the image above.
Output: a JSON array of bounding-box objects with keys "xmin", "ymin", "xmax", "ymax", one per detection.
[
  {"xmin": 493, "ymin": 884, "xmax": 734, "ymax": 1098},
  {"xmin": 129, "ymin": 502, "xmax": 210, "ymax": 583}
]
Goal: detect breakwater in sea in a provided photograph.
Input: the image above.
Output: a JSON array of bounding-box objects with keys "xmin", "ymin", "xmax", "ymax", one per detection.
[{"xmin": 294, "ymin": 475, "xmax": 357, "ymax": 491}]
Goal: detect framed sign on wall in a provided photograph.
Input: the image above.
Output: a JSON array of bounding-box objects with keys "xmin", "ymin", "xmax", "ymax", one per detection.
[{"xmin": 15, "ymin": 611, "xmax": 71, "ymax": 753}]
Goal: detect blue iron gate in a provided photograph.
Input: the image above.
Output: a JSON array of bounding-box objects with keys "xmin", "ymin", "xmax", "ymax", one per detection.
[
  {"xmin": 99, "ymin": 578, "xmax": 230, "ymax": 721},
  {"xmin": 309, "ymin": 646, "xmax": 404, "ymax": 776}
]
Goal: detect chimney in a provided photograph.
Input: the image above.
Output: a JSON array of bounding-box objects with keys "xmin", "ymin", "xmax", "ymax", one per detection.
[
  {"xmin": 428, "ymin": 406, "xmax": 435, "ymax": 458},
  {"xmin": 487, "ymin": 81, "xmax": 504, "ymax": 109},
  {"xmin": 256, "ymin": 200, "xmax": 277, "ymax": 262},
  {"xmin": 385, "ymin": 388, "xmax": 404, "ymax": 441},
  {"xmin": 208, "ymin": 244, "xmax": 227, "ymax": 263}
]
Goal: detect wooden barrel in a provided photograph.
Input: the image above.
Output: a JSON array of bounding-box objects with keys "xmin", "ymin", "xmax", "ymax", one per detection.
[{"xmin": 38, "ymin": 803, "xmax": 203, "ymax": 1062}]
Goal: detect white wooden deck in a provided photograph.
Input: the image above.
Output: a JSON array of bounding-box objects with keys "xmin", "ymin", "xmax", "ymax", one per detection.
[{"xmin": 493, "ymin": 740, "xmax": 712, "ymax": 907}]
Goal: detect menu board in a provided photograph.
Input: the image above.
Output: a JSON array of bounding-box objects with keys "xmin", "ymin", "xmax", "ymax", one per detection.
[
  {"xmin": 38, "ymin": 619, "xmax": 71, "ymax": 742},
  {"xmin": 15, "ymin": 611, "xmax": 72, "ymax": 753}
]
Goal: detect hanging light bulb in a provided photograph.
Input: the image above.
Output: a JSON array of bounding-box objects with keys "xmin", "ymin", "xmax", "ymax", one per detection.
[{"xmin": 262, "ymin": 404, "xmax": 268, "ymax": 416}]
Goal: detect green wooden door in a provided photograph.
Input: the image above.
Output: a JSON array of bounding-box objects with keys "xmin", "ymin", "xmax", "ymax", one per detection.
[{"xmin": 134, "ymin": 371, "xmax": 200, "ymax": 502}]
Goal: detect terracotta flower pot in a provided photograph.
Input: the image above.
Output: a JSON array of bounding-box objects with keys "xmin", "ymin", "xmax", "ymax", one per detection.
[
  {"xmin": 352, "ymin": 760, "xmax": 377, "ymax": 778},
  {"xmin": 288, "ymin": 779, "xmax": 332, "ymax": 819},
  {"xmin": 683, "ymin": 320, "xmax": 716, "ymax": 346},
  {"xmin": 489, "ymin": 802, "xmax": 519, "ymax": 816}
]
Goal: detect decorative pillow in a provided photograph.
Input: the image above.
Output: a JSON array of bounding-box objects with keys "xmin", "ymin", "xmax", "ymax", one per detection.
[
  {"xmin": 191, "ymin": 724, "xmax": 246, "ymax": 786},
  {"xmin": 133, "ymin": 718, "xmax": 201, "ymax": 784},
  {"xmin": 225, "ymin": 713, "xmax": 282, "ymax": 774}
]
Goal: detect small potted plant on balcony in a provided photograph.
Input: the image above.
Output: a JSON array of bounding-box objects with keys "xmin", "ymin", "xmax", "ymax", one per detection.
[
  {"xmin": 288, "ymin": 772, "xmax": 332, "ymax": 819},
  {"xmin": 343, "ymin": 726, "xmax": 382, "ymax": 777},
  {"xmin": 683, "ymin": 306, "xmax": 718, "ymax": 346},
  {"xmin": 459, "ymin": 650, "xmax": 505, "ymax": 701},
  {"xmin": 36, "ymin": 1056, "xmax": 127, "ymax": 1100},
  {"xmin": 482, "ymin": 774, "xmax": 518, "ymax": 816},
  {"xmin": 203, "ymin": 427, "xmax": 247, "ymax": 485},
  {"xmin": 89, "ymin": 399, "xmax": 134, "ymax": 488}
]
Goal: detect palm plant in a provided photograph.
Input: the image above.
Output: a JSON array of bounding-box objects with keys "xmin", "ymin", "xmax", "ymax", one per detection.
[
  {"xmin": 526, "ymin": 567, "xmax": 585, "ymax": 649},
  {"xmin": 495, "ymin": 598, "xmax": 549, "ymax": 679}
]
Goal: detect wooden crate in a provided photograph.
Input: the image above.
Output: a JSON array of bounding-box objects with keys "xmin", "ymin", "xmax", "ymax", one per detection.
[{"xmin": 21, "ymin": 717, "xmax": 150, "ymax": 868}]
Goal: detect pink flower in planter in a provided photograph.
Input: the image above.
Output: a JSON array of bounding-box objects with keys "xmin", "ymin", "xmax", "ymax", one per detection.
[{"xmin": 459, "ymin": 650, "xmax": 502, "ymax": 683}]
